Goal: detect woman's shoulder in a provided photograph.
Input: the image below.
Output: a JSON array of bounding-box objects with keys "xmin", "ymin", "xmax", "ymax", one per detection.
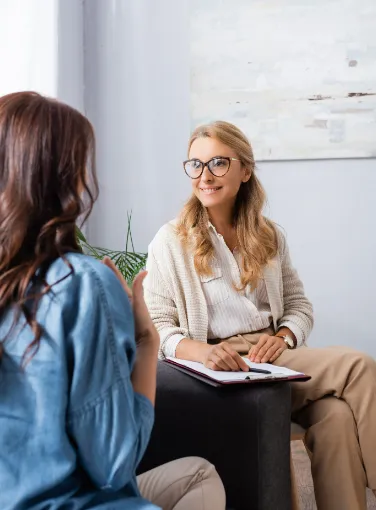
[
  {"xmin": 273, "ymin": 224, "xmax": 288, "ymax": 254},
  {"xmin": 263, "ymin": 221, "xmax": 289, "ymax": 262},
  {"xmin": 46, "ymin": 253, "xmax": 129, "ymax": 305},
  {"xmin": 148, "ymin": 219, "xmax": 182, "ymax": 252},
  {"xmin": 47, "ymin": 253, "xmax": 111, "ymax": 283}
]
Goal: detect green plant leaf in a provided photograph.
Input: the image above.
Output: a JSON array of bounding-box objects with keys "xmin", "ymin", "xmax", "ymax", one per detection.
[
  {"xmin": 75, "ymin": 212, "xmax": 147, "ymax": 284},
  {"xmin": 75, "ymin": 226, "xmax": 87, "ymax": 243}
]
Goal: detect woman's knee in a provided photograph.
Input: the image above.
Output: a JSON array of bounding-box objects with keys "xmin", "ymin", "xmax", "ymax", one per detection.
[
  {"xmin": 186, "ymin": 457, "xmax": 222, "ymax": 483},
  {"xmin": 344, "ymin": 349, "xmax": 376, "ymax": 377},
  {"xmin": 328, "ymin": 347, "xmax": 376, "ymax": 379},
  {"xmin": 306, "ymin": 398, "xmax": 356, "ymax": 444},
  {"xmin": 198, "ymin": 459, "xmax": 226, "ymax": 509},
  {"xmin": 355, "ymin": 352, "xmax": 376, "ymax": 372},
  {"xmin": 180, "ymin": 457, "xmax": 226, "ymax": 509},
  {"xmin": 170, "ymin": 456, "xmax": 215, "ymax": 475},
  {"xmin": 326, "ymin": 399, "xmax": 356, "ymax": 432},
  {"xmin": 168, "ymin": 456, "xmax": 222, "ymax": 484}
]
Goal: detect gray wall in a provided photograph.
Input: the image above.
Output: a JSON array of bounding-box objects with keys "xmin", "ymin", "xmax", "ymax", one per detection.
[
  {"xmin": 260, "ymin": 159, "xmax": 376, "ymax": 354},
  {"xmin": 84, "ymin": 0, "xmax": 190, "ymax": 251},
  {"xmin": 82, "ymin": 0, "xmax": 376, "ymax": 356}
]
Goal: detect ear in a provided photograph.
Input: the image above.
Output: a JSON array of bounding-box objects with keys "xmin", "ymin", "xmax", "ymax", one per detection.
[{"xmin": 241, "ymin": 165, "xmax": 252, "ymax": 183}]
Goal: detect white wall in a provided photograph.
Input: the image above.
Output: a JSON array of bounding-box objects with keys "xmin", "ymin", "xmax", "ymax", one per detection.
[
  {"xmin": 260, "ymin": 158, "xmax": 376, "ymax": 355},
  {"xmin": 84, "ymin": 0, "xmax": 190, "ymax": 251},
  {"xmin": 0, "ymin": 0, "xmax": 59, "ymax": 96},
  {"xmin": 57, "ymin": 0, "xmax": 84, "ymax": 112},
  {"xmin": 0, "ymin": 0, "xmax": 84, "ymax": 109}
]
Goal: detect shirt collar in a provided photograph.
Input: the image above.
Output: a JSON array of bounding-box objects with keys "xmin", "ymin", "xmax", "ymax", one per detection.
[{"xmin": 208, "ymin": 221, "xmax": 220, "ymax": 236}]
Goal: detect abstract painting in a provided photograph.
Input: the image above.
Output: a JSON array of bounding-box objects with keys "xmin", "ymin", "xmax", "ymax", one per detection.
[{"xmin": 190, "ymin": 0, "xmax": 376, "ymax": 160}]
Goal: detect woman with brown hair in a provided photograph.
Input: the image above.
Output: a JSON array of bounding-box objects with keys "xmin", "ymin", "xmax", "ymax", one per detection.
[
  {"xmin": 0, "ymin": 92, "xmax": 225, "ymax": 510},
  {"xmin": 144, "ymin": 120, "xmax": 376, "ymax": 510}
]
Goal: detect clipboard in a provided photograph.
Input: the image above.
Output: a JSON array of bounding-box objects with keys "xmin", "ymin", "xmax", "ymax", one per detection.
[{"xmin": 164, "ymin": 357, "xmax": 311, "ymax": 387}]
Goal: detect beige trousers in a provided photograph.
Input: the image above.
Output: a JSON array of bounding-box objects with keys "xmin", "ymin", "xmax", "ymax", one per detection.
[
  {"xmin": 216, "ymin": 328, "xmax": 376, "ymax": 510},
  {"xmin": 137, "ymin": 456, "xmax": 226, "ymax": 510}
]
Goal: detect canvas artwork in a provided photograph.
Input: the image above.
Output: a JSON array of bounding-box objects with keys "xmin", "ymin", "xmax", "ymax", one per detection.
[{"xmin": 190, "ymin": 0, "xmax": 376, "ymax": 160}]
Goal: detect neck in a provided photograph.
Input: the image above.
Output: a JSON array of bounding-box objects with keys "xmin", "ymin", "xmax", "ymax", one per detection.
[{"xmin": 207, "ymin": 204, "xmax": 234, "ymax": 234}]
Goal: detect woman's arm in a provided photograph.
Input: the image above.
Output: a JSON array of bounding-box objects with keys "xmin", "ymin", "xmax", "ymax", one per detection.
[
  {"xmin": 144, "ymin": 247, "xmax": 189, "ymax": 358},
  {"xmin": 144, "ymin": 248, "xmax": 247, "ymax": 370},
  {"xmin": 277, "ymin": 230, "xmax": 314, "ymax": 345},
  {"xmin": 66, "ymin": 260, "xmax": 158, "ymax": 491},
  {"xmin": 175, "ymin": 337, "xmax": 209, "ymax": 361},
  {"xmin": 102, "ymin": 258, "xmax": 159, "ymax": 404}
]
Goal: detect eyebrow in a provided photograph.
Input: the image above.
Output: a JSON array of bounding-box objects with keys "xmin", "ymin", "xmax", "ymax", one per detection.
[{"xmin": 189, "ymin": 155, "xmax": 231, "ymax": 160}]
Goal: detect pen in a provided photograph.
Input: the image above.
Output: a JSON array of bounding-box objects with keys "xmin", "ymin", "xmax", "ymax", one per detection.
[{"xmin": 248, "ymin": 367, "xmax": 271, "ymax": 375}]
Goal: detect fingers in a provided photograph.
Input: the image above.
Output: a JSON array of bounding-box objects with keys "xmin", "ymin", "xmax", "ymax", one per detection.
[
  {"xmin": 102, "ymin": 256, "xmax": 118, "ymax": 272},
  {"xmin": 222, "ymin": 343, "xmax": 249, "ymax": 371},
  {"xmin": 206, "ymin": 361, "xmax": 221, "ymax": 371},
  {"xmin": 132, "ymin": 271, "xmax": 147, "ymax": 299},
  {"xmin": 217, "ymin": 350, "xmax": 238, "ymax": 370},
  {"xmin": 102, "ymin": 256, "xmax": 132, "ymax": 298},
  {"xmin": 248, "ymin": 334, "xmax": 269, "ymax": 362},
  {"xmin": 248, "ymin": 335, "xmax": 287, "ymax": 363},
  {"xmin": 205, "ymin": 343, "xmax": 249, "ymax": 371},
  {"xmin": 268, "ymin": 347, "xmax": 285, "ymax": 363},
  {"xmin": 260, "ymin": 341, "xmax": 282, "ymax": 363},
  {"xmin": 208, "ymin": 354, "xmax": 229, "ymax": 371},
  {"xmin": 254, "ymin": 338, "xmax": 274, "ymax": 362}
]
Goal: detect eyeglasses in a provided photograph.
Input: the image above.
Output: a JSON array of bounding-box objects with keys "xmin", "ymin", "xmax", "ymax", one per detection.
[{"xmin": 183, "ymin": 156, "xmax": 241, "ymax": 179}]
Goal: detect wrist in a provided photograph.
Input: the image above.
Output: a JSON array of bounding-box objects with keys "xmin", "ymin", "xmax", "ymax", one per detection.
[
  {"xmin": 197, "ymin": 342, "xmax": 211, "ymax": 363},
  {"xmin": 276, "ymin": 328, "xmax": 297, "ymax": 348},
  {"xmin": 136, "ymin": 327, "xmax": 159, "ymax": 346},
  {"xmin": 175, "ymin": 338, "xmax": 210, "ymax": 363},
  {"xmin": 136, "ymin": 334, "xmax": 159, "ymax": 353}
]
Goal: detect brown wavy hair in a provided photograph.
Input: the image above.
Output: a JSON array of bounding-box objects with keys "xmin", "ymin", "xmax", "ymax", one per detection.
[
  {"xmin": 0, "ymin": 91, "xmax": 98, "ymax": 363},
  {"xmin": 176, "ymin": 120, "xmax": 278, "ymax": 290}
]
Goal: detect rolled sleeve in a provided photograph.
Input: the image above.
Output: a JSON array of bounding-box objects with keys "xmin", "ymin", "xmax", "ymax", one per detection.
[
  {"xmin": 161, "ymin": 333, "xmax": 185, "ymax": 358},
  {"xmin": 278, "ymin": 230, "xmax": 314, "ymax": 344},
  {"xmin": 278, "ymin": 320, "xmax": 304, "ymax": 348}
]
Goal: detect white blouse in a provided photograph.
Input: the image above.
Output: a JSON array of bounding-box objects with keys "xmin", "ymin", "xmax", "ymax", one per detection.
[{"xmin": 202, "ymin": 223, "xmax": 273, "ymax": 339}]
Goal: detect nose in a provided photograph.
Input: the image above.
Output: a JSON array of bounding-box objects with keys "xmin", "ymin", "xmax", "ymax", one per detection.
[{"xmin": 201, "ymin": 164, "xmax": 213, "ymax": 182}]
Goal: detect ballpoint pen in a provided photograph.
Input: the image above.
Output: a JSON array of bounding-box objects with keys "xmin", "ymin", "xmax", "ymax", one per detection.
[{"xmin": 247, "ymin": 367, "xmax": 271, "ymax": 375}]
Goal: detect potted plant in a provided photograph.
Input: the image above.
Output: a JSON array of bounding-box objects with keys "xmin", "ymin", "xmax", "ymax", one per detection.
[{"xmin": 76, "ymin": 212, "xmax": 147, "ymax": 285}]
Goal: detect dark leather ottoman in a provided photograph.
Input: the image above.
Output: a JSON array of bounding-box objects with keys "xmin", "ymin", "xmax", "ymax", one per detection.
[{"xmin": 138, "ymin": 361, "xmax": 292, "ymax": 510}]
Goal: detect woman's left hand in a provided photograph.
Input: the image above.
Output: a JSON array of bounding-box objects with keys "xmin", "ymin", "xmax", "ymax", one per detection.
[
  {"xmin": 102, "ymin": 257, "xmax": 159, "ymax": 347},
  {"xmin": 247, "ymin": 334, "xmax": 287, "ymax": 364}
]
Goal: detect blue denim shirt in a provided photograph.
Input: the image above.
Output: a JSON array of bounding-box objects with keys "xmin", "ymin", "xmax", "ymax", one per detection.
[{"xmin": 0, "ymin": 254, "xmax": 159, "ymax": 510}]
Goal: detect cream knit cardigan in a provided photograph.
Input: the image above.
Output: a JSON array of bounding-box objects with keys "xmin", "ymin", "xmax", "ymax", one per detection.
[{"xmin": 144, "ymin": 221, "xmax": 314, "ymax": 359}]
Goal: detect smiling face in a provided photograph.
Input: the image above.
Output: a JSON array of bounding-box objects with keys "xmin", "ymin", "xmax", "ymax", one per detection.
[{"xmin": 188, "ymin": 136, "xmax": 250, "ymax": 213}]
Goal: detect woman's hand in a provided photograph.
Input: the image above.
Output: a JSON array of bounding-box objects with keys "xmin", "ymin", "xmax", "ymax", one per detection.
[
  {"xmin": 201, "ymin": 342, "xmax": 249, "ymax": 372},
  {"xmin": 247, "ymin": 334, "xmax": 287, "ymax": 364},
  {"xmin": 102, "ymin": 257, "xmax": 159, "ymax": 347}
]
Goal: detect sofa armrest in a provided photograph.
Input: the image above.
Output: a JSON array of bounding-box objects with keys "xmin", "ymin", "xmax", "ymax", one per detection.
[{"xmin": 138, "ymin": 361, "xmax": 292, "ymax": 510}]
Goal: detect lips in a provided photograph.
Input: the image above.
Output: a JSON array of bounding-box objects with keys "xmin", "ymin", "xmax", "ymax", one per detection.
[{"xmin": 200, "ymin": 187, "xmax": 222, "ymax": 194}]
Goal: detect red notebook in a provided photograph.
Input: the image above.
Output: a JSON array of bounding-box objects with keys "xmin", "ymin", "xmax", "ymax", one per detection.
[{"xmin": 165, "ymin": 357, "xmax": 310, "ymax": 387}]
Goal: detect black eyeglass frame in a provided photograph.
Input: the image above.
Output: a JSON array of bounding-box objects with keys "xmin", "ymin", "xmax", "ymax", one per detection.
[{"xmin": 183, "ymin": 156, "xmax": 241, "ymax": 179}]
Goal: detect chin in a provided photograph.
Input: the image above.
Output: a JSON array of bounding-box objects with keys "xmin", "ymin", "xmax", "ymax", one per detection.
[
  {"xmin": 196, "ymin": 190, "xmax": 237, "ymax": 212},
  {"xmin": 197, "ymin": 193, "xmax": 224, "ymax": 208}
]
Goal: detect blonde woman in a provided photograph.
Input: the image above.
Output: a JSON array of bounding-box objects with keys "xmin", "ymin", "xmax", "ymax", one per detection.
[{"xmin": 144, "ymin": 121, "xmax": 376, "ymax": 510}]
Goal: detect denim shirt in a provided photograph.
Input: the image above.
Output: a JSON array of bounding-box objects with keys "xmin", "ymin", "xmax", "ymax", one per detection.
[{"xmin": 0, "ymin": 254, "xmax": 159, "ymax": 510}]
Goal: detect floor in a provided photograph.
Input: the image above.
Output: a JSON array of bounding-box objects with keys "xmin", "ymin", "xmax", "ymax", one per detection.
[{"xmin": 291, "ymin": 440, "xmax": 376, "ymax": 509}]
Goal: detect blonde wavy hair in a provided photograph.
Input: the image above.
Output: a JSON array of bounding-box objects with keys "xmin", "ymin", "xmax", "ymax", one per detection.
[{"xmin": 176, "ymin": 120, "xmax": 278, "ymax": 290}]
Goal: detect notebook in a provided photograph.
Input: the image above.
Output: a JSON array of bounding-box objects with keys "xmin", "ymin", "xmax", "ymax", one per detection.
[{"xmin": 165, "ymin": 357, "xmax": 310, "ymax": 386}]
